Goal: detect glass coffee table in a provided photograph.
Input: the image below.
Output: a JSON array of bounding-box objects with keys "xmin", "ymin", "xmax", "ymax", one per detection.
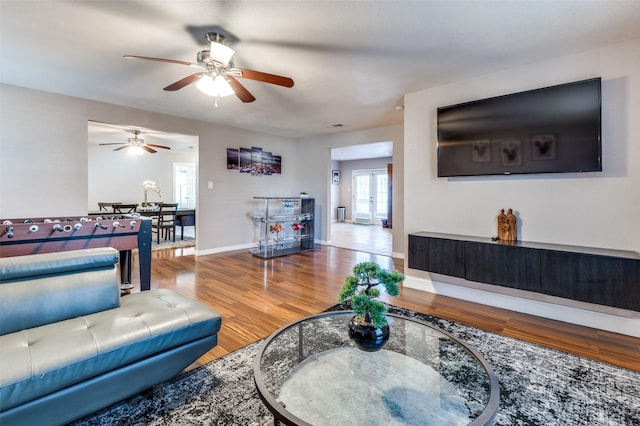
[{"xmin": 254, "ymin": 311, "xmax": 499, "ymax": 425}]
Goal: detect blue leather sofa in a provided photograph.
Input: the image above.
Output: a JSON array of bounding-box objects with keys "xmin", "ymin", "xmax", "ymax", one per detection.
[{"xmin": 0, "ymin": 247, "xmax": 222, "ymax": 426}]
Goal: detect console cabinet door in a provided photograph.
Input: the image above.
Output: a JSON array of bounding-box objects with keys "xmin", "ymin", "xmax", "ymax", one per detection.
[
  {"xmin": 408, "ymin": 235, "xmax": 465, "ymax": 278},
  {"xmin": 464, "ymin": 242, "xmax": 541, "ymax": 291},
  {"xmin": 540, "ymin": 251, "xmax": 640, "ymax": 310}
]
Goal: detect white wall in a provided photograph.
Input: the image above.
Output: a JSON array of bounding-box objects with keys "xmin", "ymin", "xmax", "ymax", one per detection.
[
  {"xmin": 404, "ymin": 37, "xmax": 640, "ymax": 253},
  {"xmin": 0, "ymin": 85, "xmax": 301, "ymax": 253},
  {"xmin": 403, "ymin": 37, "xmax": 640, "ymax": 335},
  {"xmin": 0, "ymin": 84, "xmax": 402, "ymax": 256},
  {"xmin": 1, "ymin": 87, "xmax": 90, "ymax": 217}
]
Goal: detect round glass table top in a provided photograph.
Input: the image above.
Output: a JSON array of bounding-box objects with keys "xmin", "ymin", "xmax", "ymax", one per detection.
[{"xmin": 254, "ymin": 311, "xmax": 499, "ymax": 425}]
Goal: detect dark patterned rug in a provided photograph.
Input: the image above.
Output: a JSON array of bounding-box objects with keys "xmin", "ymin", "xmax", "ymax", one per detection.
[{"xmin": 72, "ymin": 303, "xmax": 640, "ymax": 425}]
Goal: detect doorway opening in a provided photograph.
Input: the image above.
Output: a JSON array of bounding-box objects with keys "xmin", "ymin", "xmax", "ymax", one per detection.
[
  {"xmin": 329, "ymin": 141, "xmax": 393, "ymax": 256},
  {"xmin": 174, "ymin": 163, "xmax": 196, "ymax": 209}
]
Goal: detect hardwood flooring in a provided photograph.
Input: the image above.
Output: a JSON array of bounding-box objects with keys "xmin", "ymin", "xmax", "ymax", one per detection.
[
  {"xmin": 132, "ymin": 244, "xmax": 640, "ymax": 373},
  {"xmin": 330, "ymin": 222, "xmax": 392, "ymax": 256}
]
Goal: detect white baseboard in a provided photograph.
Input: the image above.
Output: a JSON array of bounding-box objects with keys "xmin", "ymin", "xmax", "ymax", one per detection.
[
  {"xmin": 195, "ymin": 242, "xmax": 255, "ymax": 256},
  {"xmin": 404, "ymin": 274, "xmax": 640, "ymax": 338}
]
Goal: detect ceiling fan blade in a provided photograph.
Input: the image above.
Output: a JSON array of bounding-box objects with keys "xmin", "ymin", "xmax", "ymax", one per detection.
[
  {"xmin": 146, "ymin": 144, "xmax": 171, "ymax": 150},
  {"xmin": 113, "ymin": 145, "xmax": 130, "ymax": 151},
  {"xmin": 227, "ymin": 76, "xmax": 256, "ymax": 103},
  {"xmin": 99, "ymin": 143, "xmax": 127, "ymax": 146},
  {"xmin": 123, "ymin": 55, "xmax": 202, "ymax": 69},
  {"xmin": 163, "ymin": 73, "xmax": 205, "ymax": 91},
  {"xmin": 142, "ymin": 145, "xmax": 157, "ymax": 154},
  {"xmin": 233, "ymin": 68, "xmax": 294, "ymax": 88}
]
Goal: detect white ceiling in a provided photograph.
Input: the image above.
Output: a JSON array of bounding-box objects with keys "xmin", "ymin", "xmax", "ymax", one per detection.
[
  {"xmin": 332, "ymin": 141, "xmax": 393, "ymax": 161},
  {"xmin": 3, "ymin": 1, "xmax": 640, "ymax": 140}
]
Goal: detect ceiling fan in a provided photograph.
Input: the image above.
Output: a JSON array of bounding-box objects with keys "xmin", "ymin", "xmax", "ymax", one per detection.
[
  {"xmin": 124, "ymin": 32, "xmax": 294, "ymax": 106},
  {"xmin": 99, "ymin": 130, "xmax": 171, "ymax": 155}
]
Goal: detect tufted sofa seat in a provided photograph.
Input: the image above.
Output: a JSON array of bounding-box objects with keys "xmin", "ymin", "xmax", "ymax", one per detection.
[{"xmin": 0, "ymin": 247, "xmax": 222, "ymax": 426}]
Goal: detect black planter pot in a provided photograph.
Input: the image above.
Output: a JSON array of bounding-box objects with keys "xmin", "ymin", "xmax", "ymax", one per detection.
[{"xmin": 348, "ymin": 316, "xmax": 390, "ymax": 352}]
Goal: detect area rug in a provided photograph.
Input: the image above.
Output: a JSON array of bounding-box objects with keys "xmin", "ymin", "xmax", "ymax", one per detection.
[
  {"xmin": 150, "ymin": 237, "xmax": 195, "ymax": 251},
  {"xmin": 72, "ymin": 304, "xmax": 640, "ymax": 425}
]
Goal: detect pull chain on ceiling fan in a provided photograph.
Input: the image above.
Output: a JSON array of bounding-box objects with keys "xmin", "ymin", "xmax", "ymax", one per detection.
[
  {"xmin": 124, "ymin": 31, "xmax": 294, "ymax": 107},
  {"xmin": 98, "ymin": 130, "xmax": 171, "ymax": 155}
]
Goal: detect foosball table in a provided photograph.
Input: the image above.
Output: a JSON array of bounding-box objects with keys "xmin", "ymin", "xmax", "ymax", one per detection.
[{"xmin": 0, "ymin": 215, "xmax": 152, "ymax": 291}]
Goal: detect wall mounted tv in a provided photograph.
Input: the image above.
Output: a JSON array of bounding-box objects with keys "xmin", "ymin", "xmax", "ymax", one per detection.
[{"xmin": 437, "ymin": 78, "xmax": 602, "ymax": 177}]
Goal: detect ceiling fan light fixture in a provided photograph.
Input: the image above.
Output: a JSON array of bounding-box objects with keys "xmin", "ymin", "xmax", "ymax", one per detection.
[
  {"xmin": 126, "ymin": 31, "xmax": 293, "ymax": 105},
  {"xmin": 128, "ymin": 132, "xmax": 145, "ymax": 155},
  {"xmin": 196, "ymin": 75, "xmax": 235, "ymax": 98},
  {"xmin": 128, "ymin": 145, "xmax": 144, "ymax": 156},
  {"xmin": 210, "ymin": 42, "xmax": 234, "ymax": 67},
  {"xmin": 128, "ymin": 136, "xmax": 144, "ymax": 145},
  {"xmin": 206, "ymin": 32, "xmax": 235, "ymax": 67}
]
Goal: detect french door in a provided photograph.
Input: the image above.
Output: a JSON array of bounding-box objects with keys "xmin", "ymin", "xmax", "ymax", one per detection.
[{"xmin": 352, "ymin": 169, "xmax": 388, "ymax": 225}]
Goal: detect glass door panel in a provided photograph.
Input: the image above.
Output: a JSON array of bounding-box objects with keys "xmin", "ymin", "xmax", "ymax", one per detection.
[
  {"xmin": 353, "ymin": 172, "xmax": 371, "ymax": 224},
  {"xmin": 352, "ymin": 169, "xmax": 388, "ymax": 225},
  {"xmin": 374, "ymin": 172, "xmax": 388, "ymax": 222}
]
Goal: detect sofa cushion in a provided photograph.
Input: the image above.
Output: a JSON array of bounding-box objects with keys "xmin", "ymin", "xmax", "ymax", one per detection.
[
  {"xmin": 0, "ymin": 248, "xmax": 120, "ymax": 335},
  {"xmin": 0, "ymin": 247, "xmax": 119, "ymax": 282},
  {"xmin": 0, "ymin": 289, "xmax": 222, "ymax": 411}
]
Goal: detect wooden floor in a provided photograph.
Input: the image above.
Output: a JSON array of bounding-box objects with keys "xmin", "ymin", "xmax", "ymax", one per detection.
[
  {"xmin": 134, "ymin": 245, "xmax": 640, "ymax": 373},
  {"xmin": 330, "ymin": 222, "xmax": 392, "ymax": 256}
]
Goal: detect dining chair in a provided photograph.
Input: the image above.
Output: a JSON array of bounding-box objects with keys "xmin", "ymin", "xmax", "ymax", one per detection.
[
  {"xmin": 113, "ymin": 203, "xmax": 138, "ymax": 214},
  {"xmin": 98, "ymin": 202, "xmax": 121, "ymax": 212},
  {"xmin": 152, "ymin": 202, "xmax": 178, "ymax": 243}
]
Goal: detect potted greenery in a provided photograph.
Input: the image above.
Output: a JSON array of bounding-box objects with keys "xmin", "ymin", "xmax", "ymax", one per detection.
[{"xmin": 338, "ymin": 261, "xmax": 405, "ymax": 351}]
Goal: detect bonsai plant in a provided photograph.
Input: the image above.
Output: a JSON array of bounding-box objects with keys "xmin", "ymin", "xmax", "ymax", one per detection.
[{"xmin": 338, "ymin": 261, "xmax": 405, "ymax": 328}]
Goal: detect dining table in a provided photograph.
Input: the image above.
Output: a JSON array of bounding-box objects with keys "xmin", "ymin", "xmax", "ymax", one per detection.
[{"xmin": 90, "ymin": 208, "xmax": 195, "ymax": 240}]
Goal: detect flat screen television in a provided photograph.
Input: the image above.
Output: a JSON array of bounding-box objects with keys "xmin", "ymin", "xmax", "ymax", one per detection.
[{"xmin": 437, "ymin": 78, "xmax": 602, "ymax": 177}]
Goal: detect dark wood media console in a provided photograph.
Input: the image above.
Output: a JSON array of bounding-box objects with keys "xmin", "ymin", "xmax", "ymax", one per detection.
[{"xmin": 408, "ymin": 232, "xmax": 640, "ymax": 311}]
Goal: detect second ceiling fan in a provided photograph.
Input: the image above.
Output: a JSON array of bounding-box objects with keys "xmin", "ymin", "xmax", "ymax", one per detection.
[
  {"xmin": 124, "ymin": 32, "xmax": 294, "ymax": 105},
  {"xmin": 99, "ymin": 130, "xmax": 171, "ymax": 154}
]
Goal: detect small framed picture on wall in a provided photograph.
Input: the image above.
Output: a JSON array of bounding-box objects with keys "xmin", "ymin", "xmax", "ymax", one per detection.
[
  {"xmin": 501, "ymin": 140, "xmax": 522, "ymax": 166},
  {"xmin": 471, "ymin": 140, "xmax": 491, "ymax": 162},
  {"xmin": 532, "ymin": 134, "xmax": 556, "ymax": 160},
  {"xmin": 332, "ymin": 170, "xmax": 340, "ymax": 184}
]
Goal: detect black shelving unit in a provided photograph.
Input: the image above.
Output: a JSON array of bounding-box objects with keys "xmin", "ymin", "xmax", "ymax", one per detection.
[{"xmin": 408, "ymin": 231, "xmax": 640, "ymax": 311}]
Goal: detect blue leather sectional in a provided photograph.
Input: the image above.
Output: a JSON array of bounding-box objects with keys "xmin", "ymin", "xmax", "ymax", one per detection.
[{"xmin": 0, "ymin": 247, "xmax": 222, "ymax": 426}]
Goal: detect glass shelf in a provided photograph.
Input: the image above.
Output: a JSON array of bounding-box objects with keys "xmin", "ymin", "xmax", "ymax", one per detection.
[{"xmin": 250, "ymin": 197, "xmax": 315, "ymax": 259}]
